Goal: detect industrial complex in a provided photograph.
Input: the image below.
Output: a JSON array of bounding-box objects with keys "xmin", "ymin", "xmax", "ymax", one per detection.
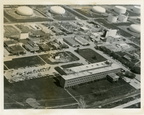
[{"xmin": 4, "ymin": 5, "xmax": 141, "ymax": 109}]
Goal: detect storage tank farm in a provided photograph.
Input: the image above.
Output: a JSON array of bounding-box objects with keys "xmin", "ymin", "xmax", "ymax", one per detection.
[{"xmin": 107, "ymin": 6, "xmax": 129, "ymax": 23}]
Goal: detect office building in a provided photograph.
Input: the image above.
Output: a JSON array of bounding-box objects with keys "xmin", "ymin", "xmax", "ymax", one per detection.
[{"xmin": 59, "ymin": 61, "xmax": 121, "ymax": 87}]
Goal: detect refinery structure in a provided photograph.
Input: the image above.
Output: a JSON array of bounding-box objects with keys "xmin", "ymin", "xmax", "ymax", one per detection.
[{"xmin": 4, "ymin": 5, "xmax": 141, "ymax": 109}]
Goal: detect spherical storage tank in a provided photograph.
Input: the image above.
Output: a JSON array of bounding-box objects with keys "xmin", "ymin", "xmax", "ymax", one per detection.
[
  {"xmin": 107, "ymin": 14, "xmax": 118, "ymax": 23},
  {"xmin": 50, "ymin": 6, "xmax": 65, "ymax": 15},
  {"xmin": 114, "ymin": 6, "xmax": 127, "ymax": 14},
  {"xmin": 129, "ymin": 24, "xmax": 140, "ymax": 33},
  {"xmin": 16, "ymin": 6, "xmax": 34, "ymax": 16},
  {"xmin": 133, "ymin": 6, "xmax": 140, "ymax": 14},
  {"xmin": 118, "ymin": 15, "xmax": 128, "ymax": 22},
  {"xmin": 92, "ymin": 6, "xmax": 106, "ymax": 13}
]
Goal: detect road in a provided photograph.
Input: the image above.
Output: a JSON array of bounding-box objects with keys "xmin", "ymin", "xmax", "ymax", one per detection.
[{"xmin": 113, "ymin": 98, "xmax": 140, "ymax": 108}]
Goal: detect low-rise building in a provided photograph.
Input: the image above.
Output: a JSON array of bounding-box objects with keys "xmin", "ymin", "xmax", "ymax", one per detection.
[
  {"xmin": 24, "ymin": 40, "xmax": 39, "ymax": 52},
  {"xmin": 64, "ymin": 37, "xmax": 80, "ymax": 47},
  {"xmin": 107, "ymin": 73, "xmax": 119, "ymax": 82},
  {"xmin": 74, "ymin": 37, "xmax": 89, "ymax": 46},
  {"xmin": 4, "ymin": 40, "xmax": 25, "ymax": 55},
  {"xmin": 15, "ymin": 24, "xmax": 30, "ymax": 39}
]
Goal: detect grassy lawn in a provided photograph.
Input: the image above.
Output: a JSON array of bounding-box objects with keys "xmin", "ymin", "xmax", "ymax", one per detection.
[
  {"xmin": 67, "ymin": 78, "xmax": 136, "ymax": 108},
  {"xmin": 4, "ymin": 56, "xmax": 45, "ymax": 69},
  {"xmin": 75, "ymin": 48, "xmax": 106, "ymax": 63},
  {"xmin": 4, "ymin": 77, "xmax": 77, "ymax": 109}
]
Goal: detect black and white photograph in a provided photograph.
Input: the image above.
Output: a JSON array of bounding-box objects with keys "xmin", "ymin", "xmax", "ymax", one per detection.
[{"xmin": 3, "ymin": 3, "xmax": 141, "ymax": 111}]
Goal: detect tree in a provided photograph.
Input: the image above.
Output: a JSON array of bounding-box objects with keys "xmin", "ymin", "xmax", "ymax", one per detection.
[
  {"xmin": 125, "ymin": 71, "xmax": 136, "ymax": 79},
  {"xmin": 76, "ymin": 48, "xmax": 80, "ymax": 53},
  {"xmin": 92, "ymin": 55, "xmax": 97, "ymax": 60},
  {"xmin": 131, "ymin": 66, "xmax": 140, "ymax": 74}
]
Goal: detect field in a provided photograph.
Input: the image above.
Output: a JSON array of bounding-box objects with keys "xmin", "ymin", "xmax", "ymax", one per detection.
[
  {"xmin": 4, "ymin": 77, "xmax": 78, "ymax": 109},
  {"xmin": 76, "ymin": 48, "xmax": 106, "ymax": 63},
  {"xmin": 66, "ymin": 78, "xmax": 137, "ymax": 108},
  {"xmin": 39, "ymin": 51, "xmax": 79, "ymax": 64},
  {"xmin": 4, "ymin": 56, "xmax": 45, "ymax": 69}
]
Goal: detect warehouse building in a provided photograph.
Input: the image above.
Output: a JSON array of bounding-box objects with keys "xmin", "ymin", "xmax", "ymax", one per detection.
[
  {"xmin": 4, "ymin": 40, "xmax": 25, "ymax": 55},
  {"xmin": 24, "ymin": 40, "xmax": 39, "ymax": 52},
  {"xmin": 59, "ymin": 61, "xmax": 121, "ymax": 87},
  {"xmin": 64, "ymin": 37, "xmax": 80, "ymax": 47},
  {"xmin": 74, "ymin": 37, "xmax": 89, "ymax": 46}
]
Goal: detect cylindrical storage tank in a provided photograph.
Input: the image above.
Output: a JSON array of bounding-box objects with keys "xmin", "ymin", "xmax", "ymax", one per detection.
[
  {"xmin": 129, "ymin": 24, "xmax": 140, "ymax": 33},
  {"xmin": 114, "ymin": 6, "xmax": 127, "ymax": 14},
  {"xmin": 133, "ymin": 6, "xmax": 140, "ymax": 14},
  {"xmin": 118, "ymin": 15, "xmax": 128, "ymax": 22},
  {"xmin": 50, "ymin": 6, "xmax": 65, "ymax": 15},
  {"xmin": 107, "ymin": 14, "xmax": 118, "ymax": 23},
  {"xmin": 91, "ymin": 6, "xmax": 106, "ymax": 13},
  {"xmin": 16, "ymin": 6, "xmax": 33, "ymax": 16}
]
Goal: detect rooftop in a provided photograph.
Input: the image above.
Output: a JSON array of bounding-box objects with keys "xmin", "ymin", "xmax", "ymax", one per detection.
[
  {"xmin": 4, "ymin": 40, "xmax": 18, "ymax": 46},
  {"xmin": 66, "ymin": 61, "xmax": 109, "ymax": 73},
  {"xmin": 7, "ymin": 45, "xmax": 25, "ymax": 54}
]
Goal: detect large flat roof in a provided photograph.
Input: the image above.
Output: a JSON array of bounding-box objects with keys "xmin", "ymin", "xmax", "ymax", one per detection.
[
  {"xmin": 62, "ymin": 63, "xmax": 121, "ymax": 80},
  {"xmin": 66, "ymin": 61, "xmax": 109, "ymax": 73}
]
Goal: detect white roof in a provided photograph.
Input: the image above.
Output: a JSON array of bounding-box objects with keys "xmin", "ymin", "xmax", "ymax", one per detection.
[
  {"xmin": 92, "ymin": 6, "xmax": 106, "ymax": 13},
  {"xmin": 129, "ymin": 24, "xmax": 140, "ymax": 33},
  {"xmin": 119, "ymin": 43, "xmax": 130, "ymax": 48},
  {"xmin": 92, "ymin": 33, "xmax": 100, "ymax": 36},
  {"xmin": 50, "ymin": 6, "xmax": 65, "ymax": 14},
  {"xmin": 67, "ymin": 61, "xmax": 109, "ymax": 73},
  {"xmin": 16, "ymin": 6, "xmax": 33, "ymax": 16}
]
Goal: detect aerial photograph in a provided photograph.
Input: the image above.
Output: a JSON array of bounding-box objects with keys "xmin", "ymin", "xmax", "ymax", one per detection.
[{"xmin": 4, "ymin": 5, "xmax": 141, "ymax": 109}]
